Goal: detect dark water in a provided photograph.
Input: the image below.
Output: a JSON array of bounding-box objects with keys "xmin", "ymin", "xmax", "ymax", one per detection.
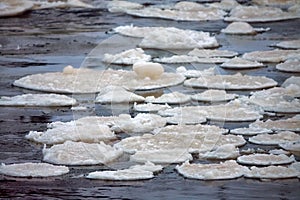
[{"xmin": 0, "ymin": 0, "xmax": 300, "ymax": 199}]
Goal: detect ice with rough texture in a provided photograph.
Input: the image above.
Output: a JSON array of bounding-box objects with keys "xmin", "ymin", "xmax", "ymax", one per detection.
[
  {"xmin": 275, "ymin": 39, "xmax": 300, "ymax": 49},
  {"xmin": 242, "ymin": 49, "xmax": 300, "ymax": 63},
  {"xmin": 245, "ymin": 166, "xmax": 299, "ymax": 179},
  {"xmin": 13, "ymin": 68, "xmax": 185, "ymax": 93},
  {"xmin": 154, "ymin": 55, "xmax": 229, "ymax": 64},
  {"xmin": 111, "ymin": 113, "xmax": 166, "ymax": 133},
  {"xmin": 26, "ymin": 117, "xmax": 116, "ymax": 144},
  {"xmin": 198, "ymin": 144, "xmax": 240, "ymax": 160},
  {"xmin": 279, "ymin": 141, "xmax": 300, "ymax": 156},
  {"xmin": 230, "ymin": 127, "xmax": 272, "ymax": 136},
  {"xmin": 33, "ymin": 0, "xmax": 93, "ymax": 10},
  {"xmin": 224, "ymin": 5, "xmax": 300, "ymax": 22},
  {"xmin": 184, "ymin": 73, "xmax": 277, "ymax": 90},
  {"xmin": 133, "ymin": 62, "xmax": 164, "ymax": 80},
  {"xmin": 188, "ymin": 48, "xmax": 238, "ymax": 58},
  {"xmin": 176, "ymin": 160, "xmax": 250, "ymax": 180},
  {"xmin": 249, "ymin": 131, "xmax": 300, "ymax": 145},
  {"xmin": 269, "ymin": 149, "xmax": 291, "ymax": 155},
  {"xmin": 221, "ymin": 22, "xmax": 257, "ymax": 35},
  {"xmin": 133, "ymin": 102, "xmax": 171, "ymax": 113},
  {"xmin": 207, "ymin": 0, "xmax": 240, "ymax": 11},
  {"xmin": 0, "ymin": 0, "xmax": 34, "ymax": 17},
  {"xmin": 289, "ymin": 162, "xmax": 300, "ymax": 177},
  {"xmin": 252, "ymin": 0, "xmax": 298, "ymax": 8},
  {"xmin": 282, "ymin": 76, "xmax": 300, "ymax": 88},
  {"xmin": 191, "ymin": 89, "xmax": 238, "ymax": 102},
  {"xmin": 276, "ymin": 59, "xmax": 300, "ymax": 73},
  {"xmin": 0, "ymin": 162, "xmax": 69, "ymax": 177},
  {"xmin": 145, "ymin": 92, "xmax": 191, "ymax": 104},
  {"xmin": 102, "ymin": 48, "xmax": 151, "ymax": 65},
  {"xmin": 95, "ymin": 86, "xmax": 145, "ymax": 104},
  {"xmin": 237, "ymin": 154, "xmax": 295, "ymax": 166},
  {"xmin": 153, "ymin": 124, "xmax": 228, "ymax": 135},
  {"xmin": 86, "ymin": 168, "xmax": 154, "ymax": 180},
  {"xmin": 130, "ymin": 150, "xmax": 193, "ymax": 164},
  {"xmin": 129, "ymin": 161, "xmax": 163, "ymax": 173},
  {"xmin": 107, "ymin": 0, "xmax": 143, "ymax": 13},
  {"xmin": 176, "ymin": 66, "xmax": 216, "ymax": 78},
  {"xmin": 220, "ymin": 57, "xmax": 264, "ymax": 69},
  {"xmin": 43, "ymin": 141, "xmax": 123, "ymax": 165},
  {"xmin": 0, "ymin": 93, "xmax": 77, "ymax": 107},
  {"xmin": 165, "ymin": 113, "xmax": 207, "ymax": 125}
]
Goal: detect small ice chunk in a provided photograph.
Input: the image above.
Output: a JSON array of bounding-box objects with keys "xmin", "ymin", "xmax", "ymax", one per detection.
[
  {"xmin": 188, "ymin": 48, "xmax": 238, "ymax": 58},
  {"xmin": 33, "ymin": 0, "xmax": 94, "ymax": 9},
  {"xmin": 276, "ymin": 59, "xmax": 300, "ymax": 73},
  {"xmin": 252, "ymin": 0, "xmax": 298, "ymax": 9},
  {"xmin": 133, "ymin": 62, "xmax": 164, "ymax": 80},
  {"xmin": 289, "ymin": 162, "xmax": 300, "ymax": 177},
  {"xmin": 107, "ymin": 0, "xmax": 143, "ymax": 13},
  {"xmin": 0, "ymin": 0, "xmax": 34, "ymax": 17},
  {"xmin": 165, "ymin": 113, "xmax": 207, "ymax": 125},
  {"xmin": 129, "ymin": 161, "xmax": 163, "ymax": 173},
  {"xmin": 130, "ymin": 150, "xmax": 193, "ymax": 164},
  {"xmin": 249, "ymin": 116, "xmax": 300, "ymax": 132},
  {"xmin": 102, "ymin": 48, "xmax": 151, "ymax": 65},
  {"xmin": 133, "ymin": 102, "xmax": 171, "ymax": 112},
  {"xmin": 207, "ymin": 0, "xmax": 240, "ymax": 11},
  {"xmin": 176, "ymin": 160, "xmax": 250, "ymax": 180},
  {"xmin": 153, "ymin": 124, "xmax": 228, "ymax": 135},
  {"xmin": 275, "ymin": 40, "xmax": 300, "ymax": 49},
  {"xmin": 145, "ymin": 92, "xmax": 191, "ymax": 104},
  {"xmin": 154, "ymin": 55, "xmax": 229, "ymax": 64},
  {"xmin": 221, "ymin": 22, "xmax": 257, "ymax": 35},
  {"xmin": 279, "ymin": 141, "xmax": 300, "ymax": 156},
  {"xmin": 248, "ymin": 131, "xmax": 300, "ymax": 145},
  {"xmin": 198, "ymin": 144, "xmax": 240, "ymax": 160},
  {"xmin": 282, "ymin": 76, "xmax": 300, "ymax": 88},
  {"xmin": 0, "ymin": 93, "xmax": 77, "ymax": 107},
  {"xmin": 111, "ymin": 113, "xmax": 166, "ymax": 133},
  {"xmin": 242, "ymin": 49, "xmax": 300, "ymax": 63},
  {"xmin": 230, "ymin": 127, "xmax": 272, "ymax": 136},
  {"xmin": 237, "ymin": 153, "xmax": 295, "ymax": 166},
  {"xmin": 245, "ymin": 165, "xmax": 299, "ymax": 179},
  {"xmin": 269, "ymin": 149, "xmax": 291, "ymax": 155},
  {"xmin": 220, "ymin": 57, "xmax": 264, "ymax": 69},
  {"xmin": 191, "ymin": 89, "xmax": 238, "ymax": 102},
  {"xmin": 0, "ymin": 162, "xmax": 69, "ymax": 177},
  {"xmin": 71, "ymin": 106, "xmax": 88, "ymax": 111},
  {"xmin": 43, "ymin": 141, "xmax": 123, "ymax": 165},
  {"xmin": 176, "ymin": 66, "xmax": 216, "ymax": 78},
  {"xmin": 95, "ymin": 86, "xmax": 145, "ymax": 104}
]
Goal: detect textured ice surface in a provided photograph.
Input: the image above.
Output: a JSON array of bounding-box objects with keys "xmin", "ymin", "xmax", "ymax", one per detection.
[
  {"xmin": 221, "ymin": 22, "xmax": 257, "ymax": 35},
  {"xmin": 188, "ymin": 48, "xmax": 238, "ymax": 58},
  {"xmin": 237, "ymin": 154, "xmax": 295, "ymax": 166},
  {"xmin": 191, "ymin": 89, "xmax": 238, "ymax": 102},
  {"xmin": 0, "ymin": 93, "xmax": 76, "ymax": 107},
  {"xmin": 276, "ymin": 59, "xmax": 300, "ymax": 72},
  {"xmin": 145, "ymin": 92, "xmax": 191, "ymax": 104},
  {"xmin": 230, "ymin": 127, "xmax": 272, "ymax": 136},
  {"xmin": 249, "ymin": 131, "xmax": 300, "ymax": 145},
  {"xmin": 275, "ymin": 40, "xmax": 300, "ymax": 49},
  {"xmin": 198, "ymin": 144, "xmax": 240, "ymax": 160},
  {"xmin": 282, "ymin": 76, "xmax": 300, "ymax": 88},
  {"xmin": 245, "ymin": 165, "xmax": 299, "ymax": 179},
  {"xmin": 43, "ymin": 141, "xmax": 123, "ymax": 165},
  {"xmin": 242, "ymin": 49, "xmax": 300, "ymax": 63},
  {"xmin": 207, "ymin": 0, "xmax": 240, "ymax": 11},
  {"xmin": 184, "ymin": 73, "xmax": 277, "ymax": 90},
  {"xmin": 176, "ymin": 66, "xmax": 216, "ymax": 78},
  {"xmin": 33, "ymin": 0, "xmax": 93, "ymax": 9},
  {"xmin": 86, "ymin": 168, "xmax": 154, "ymax": 180},
  {"xmin": 0, "ymin": 162, "xmax": 69, "ymax": 177},
  {"xmin": 0, "ymin": 0, "xmax": 34, "ymax": 17},
  {"xmin": 252, "ymin": 0, "xmax": 298, "ymax": 8},
  {"xmin": 129, "ymin": 161, "xmax": 163, "ymax": 173},
  {"xmin": 133, "ymin": 102, "xmax": 171, "ymax": 112},
  {"xmin": 176, "ymin": 160, "xmax": 249, "ymax": 180},
  {"xmin": 220, "ymin": 57, "xmax": 264, "ymax": 69},
  {"xmin": 107, "ymin": 0, "xmax": 143, "ymax": 13},
  {"xmin": 153, "ymin": 124, "xmax": 228, "ymax": 135},
  {"xmin": 133, "ymin": 62, "xmax": 164, "ymax": 80},
  {"xmin": 279, "ymin": 141, "xmax": 300, "ymax": 156}
]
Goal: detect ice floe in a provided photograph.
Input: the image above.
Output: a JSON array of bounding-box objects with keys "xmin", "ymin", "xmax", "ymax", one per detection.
[
  {"xmin": 165, "ymin": 113, "xmax": 207, "ymax": 125},
  {"xmin": 220, "ymin": 57, "xmax": 265, "ymax": 69},
  {"xmin": 102, "ymin": 48, "xmax": 151, "ymax": 65},
  {"xmin": 26, "ymin": 117, "xmax": 116, "ymax": 144},
  {"xmin": 249, "ymin": 131, "xmax": 300, "ymax": 145},
  {"xmin": 237, "ymin": 154, "xmax": 295, "ymax": 166},
  {"xmin": 32, "ymin": 0, "xmax": 94, "ymax": 9},
  {"xmin": 176, "ymin": 66, "xmax": 216, "ymax": 78},
  {"xmin": 107, "ymin": 0, "xmax": 143, "ymax": 13},
  {"xmin": 269, "ymin": 149, "xmax": 291, "ymax": 155},
  {"xmin": 198, "ymin": 144, "xmax": 240, "ymax": 160},
  {"xmin": 282, "ymin": 76, "xmax": 300, "ymax": 88},
  {"xmin": 130, "ymin": 149, "xmax": 193, "ymax": 164},
  {"xmin": 153, "ymin": 124, "xmax": 228, "ymax": 135},
  {"xmin": 250, "ymin": 115, "xmax": 300, "ymax": 132},
  {"xmin": 133, "ymin": 102, "xmax": 171, "ymax": 113},
  {"xmin": 133, "ymin": 62, "xmax": 164, "ymax": 80},
  {"xmin": 154, "ymin": 55, "xmax": 229, "ymax": 64},
  {"xmin": 224, "ymin": 5, "xmax": 300, "ymax": 22},
  {"xmin": 13, "ymin": 67, "xmax": 185, "ymax": 93},
  {"xmin": 110, "ymin": 113, "xmax": 166, "ymax": 133},
  {"xmin": 0, "ymin": 0, "xmax": 34, "ymax": 17},
  {"xmin": 279, "ymin": 141, "xmax": 300, "ymax": 156},
  {"xmin": 191, "ymin": 89, "xmax": 238, "ymax": 102},
  {"xmin": 0, "ymin": 162, "xmax": 69, "ymax": 178},
  {"xmin": 230, "ymin": 127, "xmax": 272, "ymax": 136},
  {"xmin": 242, "ymin": 49, "xmax": 300, "ymax": 63},
  {"xmin": 207, "ymin": 0, "xmax": 240, "ymax": 11},
  {"xmin": 188, "ymin": 48, "xmax": 238, "ymax": 58},
  {"xmin": 176, "ymin": 160, "xmax": 249, "ymax": 180},
  {"xmin": 95, "ymin": 86, "xmax": 145, "ymax": 104},
  {"xmin": 221, "ymin": 22, "xmax": 257, "ymax": 35},
  {"xmin": 145, "ymin": 92, "xmax": 191, "ymax": 104},
  {"xmin": 184, "ymin": 73, "xmax": 277, "ymax": 90},
  {"xmin": 0, "ymin": 93, "xmax": 77, "ymax": 107},
  {"xmin": 289, "ymin": 162, "xmax": 300, "ymax": 177},
  {"xmin": 245, "ymin": 165, "xmax": 299, "ymax": 179},
  {"xmin": 276, "ymin": 59, "xmax": 300, "ymax": 73},
  {"xmin": 252, "ymin": 0, "xmax": 299, "ymax": 9},
  {"xmin": 43, "ymin": 141, "xmax": 123, "ymax": 165},
  {"xmin": 275, "ymin": 40, "xmax": 300, "ymax": 49}
]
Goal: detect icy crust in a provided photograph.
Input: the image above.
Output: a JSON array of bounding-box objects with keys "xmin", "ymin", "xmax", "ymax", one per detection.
[
  {"xmin": 275, "ymin": 40, "xmax": 300, "ymax": 49},
  {"xmin": 110, "ymin": 113, "xmax": 166, "ymax": 133},
  {"xmin": 176, "ymin": 160, "xmax": 249, "ymax": 180},
  {"xmin": 248, "ymin": 131, "xmax": 300, "ymax": 145},
  {"xmin": 289, "ymin": 162, "xmax": 300, "ymax": 177},
  {"xmin": 188, "ymin": 48, "xmax": 238, "ymax": 58},
  {"xmin": 43, "ymin": 141, "xmax": 123, "ymax": 165},
  {"xmin": 130, "ymin": 150, "xmax": 193, "ymax": 164},
  {"xmin": 230, "ymin": 127, "xmax": 272, "ymax": 136},
  {"xmin": 242, "ymin": 49, "xmax": 300, "ymax": 63},
  {"xmin": 32, "ymin": 0, "xmax": 93, "ymax": 10},
  {"xmin": 220, "ymin": 57, "xmax": 264, "ymax": 69},
  {"xmin": 250, "ymin": 115, "xmax": 300, "ymax": 132},
  {"xmin": 237, "ymin": 154, "xmax": 295, "ymax": 166},
  {"xmin": 191, "ymin": 89, "xmax": 238, "ymax": 102},
  {"xmin": 133, "ymin": 102, "xmax": 171, "ymax": 113},
  {"xmin": 25, "ymin": 117, "xmax": 116, "ymax": 144},
  {"xmin": 0, "ymin": 93, "xmax": 77, "ymax": 107},
  {"xmin": 95, "ymin": 86, "xmax": 145, "ymax": 104},
  {"xmin": 165, "ymin": 113, "xmax": 207, "ymax": 125},
  {"xmin": 154, "ymin": 55, "xmax": 229, "ymax": 64},
  {"xmin": 282, "ymin": 76, "xmax": 300, "ymax": 88},
  {"xmin": 176, "ymin": 66, "xmax": 216, "ymax": 78},
  {"xmin": 0, "ymin": 0, "xmax": 34, "ymax": 17},
  {"xmin": 279, "ymin": 141, "xmax": 300, "ymax": 156},
  {"xmin": 221, "ymin": 22, "xmax": 257, "ymax": 35},
  {"xmin": 245, "ymin": 166, "xmax": 299, "ymax": 179},
  {"xmin": 276, "ymin": 59, "xmax": 300, "ymax": 72},
  {"xmin": 184, "ymin": 73, "xmax": 277, "ymax": 90},
  {"xmin": 107, "ymin": 0, "xmax": 143, "ymax": 13},
  {"xmin": 252, "ymin": 0, "xmax": 298, "ymax": 8},
  {"xmin": 102, "ymin": 48, "xmax": 151, "ymax": 65},
  {"xmin": 207, "ymin": 0, "xmax": 240, "ymax": 11},
  {"xmin": 246, "ymin": 86, "xmax": 300, "ymax": 113},
  {"xmin": 153, "ymin": 124, "xmax": 228, "ymax": 135},
  {"xmin": 114, "ymin": 132, "xmax": 246, "ymax": 154},
  {"xmin": 13, "ymin": 68, "xmax": 185, "ymax": 93},
  {"xmin": 145, "ymin": 92, "xmax": 191, "ymax": 104},
  {"xmin": 224, "ymin": 5, "xmax": 300, "ymax": 22},
  {"xmin": 198, "ymin": 144, "xmax": 240, "ymax": 160},
  {"xmin": 0, "ymin": 162, "xmax": 69, "ymax": 177}
]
